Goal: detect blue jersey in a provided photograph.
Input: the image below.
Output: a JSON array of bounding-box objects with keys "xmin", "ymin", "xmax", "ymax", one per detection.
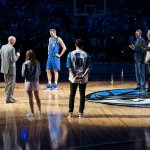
[
  {"xmin": 46, "ymin": 37, "xmax": 61, "ymax": 70},
  {"xmin": 48, "ymin": 37, "xmax": 60, "ymax": 62}
]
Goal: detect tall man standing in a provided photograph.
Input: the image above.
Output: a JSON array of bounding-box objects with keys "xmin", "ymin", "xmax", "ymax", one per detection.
[
  {"xmin": 0, "ymin": 36, "xmax": 20, "ymax": 103},
  {"xmin": 129, "ymin": 29, "xmax": 146, "ymax": 92},
  {"xmin": 43, "ymin": 29, "xmax": 66, "ymax": 90}
]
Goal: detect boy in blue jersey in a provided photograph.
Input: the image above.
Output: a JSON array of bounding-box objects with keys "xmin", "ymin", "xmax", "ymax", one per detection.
[
  {"xmin": 66, "ymin": 39, "xmax": 92, "ymax": 118},
  {"xmin": 43, "ymin": 29, "xmax": 66, "ymax": 90}
]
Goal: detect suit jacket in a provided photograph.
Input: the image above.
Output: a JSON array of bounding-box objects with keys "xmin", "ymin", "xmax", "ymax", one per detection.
[
  {"xmin": 134, "ymin": 37, "xmax": 145, "ymax": 63},
  {"xmin": 145, "ymin": 40, "xmax": 150, "ymax": 62},
  {"xmin": 0, "ymin": 44, "xmax": 19, "ymax": 74}
]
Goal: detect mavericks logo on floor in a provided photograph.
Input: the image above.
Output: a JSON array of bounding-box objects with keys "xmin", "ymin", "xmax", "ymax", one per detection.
[{"xmin": 86, "ymin": 88, "xmax": 150, "ymax": 107}]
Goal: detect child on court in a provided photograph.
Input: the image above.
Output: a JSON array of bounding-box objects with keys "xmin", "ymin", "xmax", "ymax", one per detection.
[{"xmin": 22, "ymin": 50, "xmax": 42, "ymax": 117}]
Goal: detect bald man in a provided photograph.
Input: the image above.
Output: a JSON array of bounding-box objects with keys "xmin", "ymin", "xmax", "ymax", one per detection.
[{"xmin": 0, "ymin": 36, "xmax": 20, "ymax": 103}]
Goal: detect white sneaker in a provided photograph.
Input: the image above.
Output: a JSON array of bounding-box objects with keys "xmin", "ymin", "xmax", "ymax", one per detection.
[
  {"xmin": 25, "ymin": 112, "xmax": 35, "ymax": 121},
  {"xmin": 26, "ymin": 112, "xmax": 34, "ymax": 117},
  {"xmin": 79, "ymin": 113, "xmax": 84, "ymax": 118},
  {"xmin": 67, "ymin": 112, "xmax": 73, "ymax": 118},
  {"xmin": 38, "ymin": 111, "xmax": 42, "ymax": 120}
]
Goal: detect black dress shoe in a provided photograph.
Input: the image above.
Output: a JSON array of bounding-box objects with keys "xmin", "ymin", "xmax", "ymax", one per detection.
[
  {"xmin": 12, "ymin": 98, "xmax": 17, "ymax": 102},
  {"xmin": 6, "ymin": 99, "xmax": 14, "ymax": 103},
  {"xmin": 147, "ymin": 88, "xmax": 150, "ymax": 93}
]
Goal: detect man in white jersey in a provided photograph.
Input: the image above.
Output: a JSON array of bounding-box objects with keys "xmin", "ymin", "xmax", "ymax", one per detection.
[{"xmin": 66, "ymin": 39, "xmax": 92, "ymax": 118}]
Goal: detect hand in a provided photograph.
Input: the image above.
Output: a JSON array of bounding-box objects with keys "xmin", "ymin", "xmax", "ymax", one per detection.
[
  {"xmin": 143, "ymin": 46, "xmax": 150, "ymax": 51},
  {"xmin": 75, "ymin": 76, "xmax": 83, "ymax": 81},
  {"xmin": 16, "ymin": 52, "xmax": 20, "ymax": 57},
  {"xmin": 129, "ymin": 44, "xmax": 135, "ymax": 50},
  {"xmin": 143, "ymin": 47, "xmax": 148, "ymax": 51},
  {"xmin": 145, "ymin": 60, "xmax": 150, "ymax": 64},
  {"xmin": 72, "ymin": 73, "xmax": 76, "ymax": 78},
  {"xmin": 55, "ymin": 53, "xmax": 60, "ymax": 58}
]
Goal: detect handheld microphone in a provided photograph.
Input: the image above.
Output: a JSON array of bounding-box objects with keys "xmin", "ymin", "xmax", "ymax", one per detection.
[{"xmin": 18, "ymin": 49, "xmax": 21, "ymax": 53}]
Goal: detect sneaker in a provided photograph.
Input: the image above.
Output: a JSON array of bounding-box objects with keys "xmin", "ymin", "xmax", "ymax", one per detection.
[
  {"xmin": 38, "ymin": 111, "xmax": 42, "ymax": 120},
  {"xmin": 12, "ymin": 98, "xmax": 17, "ymax": 103},
  {"xmin": 67, "ymin": 112, "xmax": 73, "ymax": 118},
  {"xmin": 79, "ymin": 113, "xmax": 84, "ymax": 118},
  {"xmin": 147, "ymin": 88, "xmax": 150, "ymax": 94},
  {"xmin": 133, "ymin": 87, "xmax": 141, "ymax": 91},
  {"xmin": 141, "ymin": 88, "xmax": 146, "ymax": 94},
  {"xmin": 6, "ymin": 98, "xmax": 15, "ymax": 103},
  {"xmin": 26, "ymin": 112, "xmax": 34, "ymax": 117},
  {"xmin": 43, "ymin": 84, "xmax": 53, "ymax": 90},
  {"xmin": 51, "ymin": 83, "xmax": 58, "ymax": 90}
]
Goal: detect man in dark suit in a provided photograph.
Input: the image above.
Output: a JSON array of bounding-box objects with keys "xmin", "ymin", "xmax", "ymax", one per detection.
[
  {"xmin": 129, "ymin": 29, "xmax": 146, "ymax": 92},
  {"xmin": 0, "ymin": 36, "xmax": 20, "ymax": 103}
]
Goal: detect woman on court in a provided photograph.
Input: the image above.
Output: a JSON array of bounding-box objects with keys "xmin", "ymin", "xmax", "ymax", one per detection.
[{"xmin": 22, "ymin": 50, "xmax": 42, "ymax": 117}]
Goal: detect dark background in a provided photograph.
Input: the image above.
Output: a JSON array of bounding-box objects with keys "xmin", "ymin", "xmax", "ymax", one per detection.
[{"xmin": 0, "ymin": 0, "xmax": 150, "ymax": 82}]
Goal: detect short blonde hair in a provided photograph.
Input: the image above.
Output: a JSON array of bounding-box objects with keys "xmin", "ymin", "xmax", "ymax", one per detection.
[{"xmin": 49, "ymin": 29, "xmax": 56, "ymax": 33}]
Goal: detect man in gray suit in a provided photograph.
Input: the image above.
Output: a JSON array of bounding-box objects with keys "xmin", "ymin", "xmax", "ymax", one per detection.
[{"xmin": 0, "ymin": 36, "xmax": 20, "ymax": 103}]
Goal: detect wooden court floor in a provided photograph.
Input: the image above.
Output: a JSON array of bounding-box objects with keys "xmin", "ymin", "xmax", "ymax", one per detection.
[{"xmin": 0, "ymin": 81, "xmax": 150, "ymax": 150}]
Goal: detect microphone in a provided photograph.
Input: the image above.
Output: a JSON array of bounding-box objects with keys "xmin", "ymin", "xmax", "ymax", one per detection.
[
  {"xmin": 17, "ymin": 49, "xmax": 21, "ymax": 53},
  {"xmin": 16, "ymin": 49, "xmax": 21, "ymax": 57}
]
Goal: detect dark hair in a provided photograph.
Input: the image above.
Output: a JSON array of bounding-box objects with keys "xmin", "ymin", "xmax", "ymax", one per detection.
[
  {"xmin": 136, "ymin": 29, "xmax": 142, "ymax": 35},
  {"xmin": 49, "ymin": 29, "xmax": 56, "ymax": 33},
  {"xmin": 26, "ymin": 50, "xmax": 37, "ymax": 63},
  {"xmin": 75, "ymin": 39, "xmax": 84, "ymax": 49}
]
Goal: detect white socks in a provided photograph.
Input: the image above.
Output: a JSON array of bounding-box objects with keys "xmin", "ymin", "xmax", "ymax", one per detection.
[{"xmin": 48, "ymin": 81, "xmax": 58, "ymax": 85}]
